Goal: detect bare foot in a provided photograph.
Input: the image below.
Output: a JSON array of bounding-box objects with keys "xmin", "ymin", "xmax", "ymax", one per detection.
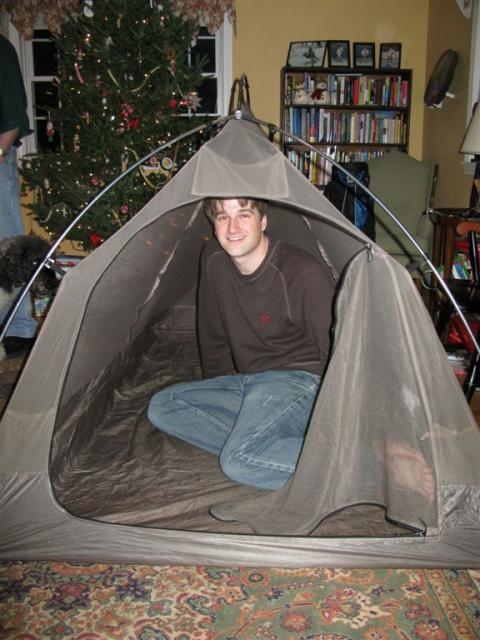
[{"xmin": 373, "ymin": 440, "xmax": 435, "ymax": 504}]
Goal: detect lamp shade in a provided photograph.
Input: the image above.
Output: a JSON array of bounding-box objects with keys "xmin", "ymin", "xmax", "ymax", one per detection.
[{"xmin": 460, "ymin": 104, "xmax": 480, "ymax": 154}]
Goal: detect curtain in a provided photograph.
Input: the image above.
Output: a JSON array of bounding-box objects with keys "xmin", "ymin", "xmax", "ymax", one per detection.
[{"xmin": 0, "ymin": 0, "xmax": 235, "ymax": 39}]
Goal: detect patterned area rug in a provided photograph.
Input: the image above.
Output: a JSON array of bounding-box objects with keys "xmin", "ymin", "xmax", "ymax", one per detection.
[{"xmin": 1, "ymin": 562, "xmax": 480, "ymax": 639}]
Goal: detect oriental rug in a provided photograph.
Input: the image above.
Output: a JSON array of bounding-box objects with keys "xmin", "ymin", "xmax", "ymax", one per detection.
[{"xmin": 1, "ymin": 562, "xmax": 480, "ymax": 639}]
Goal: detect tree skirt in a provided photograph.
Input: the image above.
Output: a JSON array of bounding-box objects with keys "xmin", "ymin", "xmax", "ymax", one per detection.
[{"xmin": 1, "ymin": 562, "xmax": 479, "ymax": 639}]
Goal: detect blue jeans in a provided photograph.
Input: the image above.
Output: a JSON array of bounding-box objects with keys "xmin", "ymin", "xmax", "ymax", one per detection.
[
  {"xmin": 147, "ymin": 370, "xmax": 321, "ymax": 490},
  {"xmin": 0, "ymin": 150, "xmax": 37, "ymax": 338}
]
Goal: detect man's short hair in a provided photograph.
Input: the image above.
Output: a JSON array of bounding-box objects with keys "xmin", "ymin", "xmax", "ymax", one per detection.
[{"xmin": 204, "ymin": 198, "xmax": 268, "ymax": 223}]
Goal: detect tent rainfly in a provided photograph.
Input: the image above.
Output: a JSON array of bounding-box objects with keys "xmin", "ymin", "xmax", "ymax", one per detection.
[{"xmin": 1, "ymin": 114, "xmax": 480, "ymax": 568}]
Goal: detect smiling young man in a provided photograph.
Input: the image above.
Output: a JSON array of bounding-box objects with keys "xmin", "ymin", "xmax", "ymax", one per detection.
[{"xmin": 147, "ymin": 198, "xmax": 336, "ymax": 490}]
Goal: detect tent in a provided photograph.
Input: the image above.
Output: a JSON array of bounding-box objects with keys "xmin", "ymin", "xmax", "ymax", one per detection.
[{"xmin": 1, "ymin": 113, "xmax": 480, "ymax": 568}]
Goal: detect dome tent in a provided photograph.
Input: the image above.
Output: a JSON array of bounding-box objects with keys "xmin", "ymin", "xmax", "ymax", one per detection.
[{"xmin": 1, "ymin": 112, "xmax": 480, "ymax": 567}]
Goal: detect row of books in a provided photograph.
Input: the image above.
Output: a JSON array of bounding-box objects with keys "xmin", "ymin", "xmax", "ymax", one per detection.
[
  {"xmin": 285, "ymin": 72, "xmax": 409, "ymax": 107},
  {"xmin": 286, "ymin": 148, "xmax": 391, "ymax": 187},
  {"xmin": 284, "ymin": 107, "xmax": 407, "ymax": 145},
  {"xmin": 286, "ymin": 149, "xmax": 333, "ymax": 187}
]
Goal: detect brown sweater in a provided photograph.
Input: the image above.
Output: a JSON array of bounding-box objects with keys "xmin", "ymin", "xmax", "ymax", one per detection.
[{"xmin": 198, "ymin": 236, "xmax": 336, "ymax": 377}]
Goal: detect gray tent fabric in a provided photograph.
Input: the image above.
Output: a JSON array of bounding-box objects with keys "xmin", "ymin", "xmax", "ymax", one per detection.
[{"xmin": 1, "ymin": 115, "xmax": 480, "ymax": 567}]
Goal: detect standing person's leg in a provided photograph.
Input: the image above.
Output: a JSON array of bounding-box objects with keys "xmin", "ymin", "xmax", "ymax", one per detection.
[
  {"xmin": 219, "ymin": 370, "xmax": 321, "ymax": 490},
  {"xmin": 147, "ymin": 374, "xmax": 244, "ymax": 455},
  {"xmin": 0, "ymin": 150, "xmax": 38, "ymax": 340}
]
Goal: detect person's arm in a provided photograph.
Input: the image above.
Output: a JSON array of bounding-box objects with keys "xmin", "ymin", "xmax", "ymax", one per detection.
[
  {"xmin": 197, "ymin": 249, "xmax": 236, "ymax": 378},
  {"xmin": 0, "ymin": 128, "xmax": 19, "ymax": 164},
  {"xmin": 0, "ymin": 35, "xmax": 32, "ymax": 163},
  {"xmin": 295, "ymin": 259, "xmax": 336, "ymax": 364}
]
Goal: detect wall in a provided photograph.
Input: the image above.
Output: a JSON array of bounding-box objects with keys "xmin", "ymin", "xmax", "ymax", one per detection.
[
  {"xmin": 233, "ymin": 0, "xmax": 430, "ymax": 159},
  {"xmin": 422, "ymin": 0, "xmax": 473, "ymax": 207}
]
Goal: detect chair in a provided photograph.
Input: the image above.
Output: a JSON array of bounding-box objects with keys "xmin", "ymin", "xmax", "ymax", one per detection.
[
  {"xmin": 435, "ymin": 220, "xmax": 480, "ymax": 402},
  {"xmin": 368, "ymin": 151, "xmax": 438, "ymax": 273}
]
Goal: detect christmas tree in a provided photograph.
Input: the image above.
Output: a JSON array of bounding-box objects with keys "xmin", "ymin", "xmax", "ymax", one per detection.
[{"xmin": 22, "ymin": 0, "xmax": 209, "ymax": 251}]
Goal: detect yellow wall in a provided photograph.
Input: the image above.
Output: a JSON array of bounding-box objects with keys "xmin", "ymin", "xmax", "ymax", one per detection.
[
  {"xmin": 423, "ymin": 0, "xmax": 472, "ymax": 207},
  {"xmin": 233, "ymin": 0, "xmax": 430, "ymax": 158}
]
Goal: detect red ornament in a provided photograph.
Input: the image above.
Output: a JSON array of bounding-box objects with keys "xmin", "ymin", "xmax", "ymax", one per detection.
[
  {"xmin": 168, "ymin": 98, "xmax": 178, "ymax": 109},
  {"xmin": 128, "ymin": 117, "xmax": 140, "ymax": 129},
  {"xmin": 46, "ymin": 120, "xmax": 55, "ymax": 141},
  {"xmin": 120, "ymin": 204, "xmax": 129, "ymax": 214},
  {"xmin": 89, "ymin": 233, "xmax": 103, "ymax": 248},
  {"xmin": 89, "ymin": 176, "xmax": 99, "ymax": 186},
  {"xmin": 120, "ymin": 102, "xmax": 135, "ymax": 119}
]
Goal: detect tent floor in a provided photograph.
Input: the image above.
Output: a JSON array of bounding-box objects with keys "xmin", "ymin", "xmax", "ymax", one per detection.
[{"xmin": 50, "ymin": 307, "xmax": 409, "ymax": 537}]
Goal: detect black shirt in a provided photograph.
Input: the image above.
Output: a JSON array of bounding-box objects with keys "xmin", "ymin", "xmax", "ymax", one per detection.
[
  {"xmin": 198, "ymin": 236, "xmax": 336, "ymax": 377},
  {"xmin": 0, "ymin": 34, "xmax": 31, "ymax": 144}
]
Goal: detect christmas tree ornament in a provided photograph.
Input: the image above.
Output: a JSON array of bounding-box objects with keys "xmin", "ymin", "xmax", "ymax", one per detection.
[
  {"xmin": 161, "ymin": 156, "xmax": 174, "ymax": 170},
  {"xmin": 46, "ymin": 115, "xmax": 56, "ymax": 141},
  {"xmin": 83, "ymin": 0, "xmax": 94, "ymax": 18},
  {"xmin": 185, "ymin": 91, "xmax": 201, "ymax": 111},
  {"xmin": 74, "ymin": 62, "xmax": 85, "ymax": 84},
  {"xmin": 120, "ymin": 103, "xmax": 135, "ymax": 119},
  {"xmin": 168, "ymin": 97, "xmax": 177, "ymax": 109},
  {"xmin": 89, "ymin": 232, "xmax": 103, "ymax": 247},
  {"xmin": 128, "ymin": 117, "xmax": 140, "ymax": 129}
]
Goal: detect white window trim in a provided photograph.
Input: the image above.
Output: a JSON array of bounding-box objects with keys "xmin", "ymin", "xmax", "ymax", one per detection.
[
  {"xmin": 216, "ymin": 16, "xmax": 233, "ymax": 117},
  {"xmin": 462, "ymin": 0, "xmax": 480, "ymax": 172},
  {"xmin": 2, "ymin": 15, "xmax": 44, "ymax": 158},
  {"xmin": 468, "ymin": 0, "xmax": 480, "ymax": 117}
]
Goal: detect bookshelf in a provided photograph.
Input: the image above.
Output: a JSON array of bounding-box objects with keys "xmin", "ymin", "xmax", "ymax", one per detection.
[{"xmin": 281, "ymin": 67, "xmax": 412, "ymax": 187}]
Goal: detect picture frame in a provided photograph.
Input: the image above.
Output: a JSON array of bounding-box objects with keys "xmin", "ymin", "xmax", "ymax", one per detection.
[
  {"xmin": 327, "ymin": 40, "xmax": 350, "ymax": 68},
  {"xmin": 379, "ymin": 43, "xmax": 402, "ymax": 69},
  {"xmin": 353, "ymin": 42, "xmax": 375, "ymax": 68},
  {"xmin": 286, "ymin": 41, "xmax": 327, "ymax": 68}
]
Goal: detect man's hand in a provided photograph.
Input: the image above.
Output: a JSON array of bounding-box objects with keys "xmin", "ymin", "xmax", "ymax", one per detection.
[{"xmin": 0, "ymin": 127, "xmax": 20, "ymax": 164}]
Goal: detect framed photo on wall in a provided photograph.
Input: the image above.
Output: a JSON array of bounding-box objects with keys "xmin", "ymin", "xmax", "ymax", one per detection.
[
  {"xmin": 353, "ymin": 42, "xmax": 375, "ymax": 68},
  {"xmin": 379, "ymin": 43, "xmax": 402, "ymax": 69},
  {"xmin": 327, "ymin": 41, "xmax": 350, "ymax": 68},
  {"xmin": 286, "ymin": 41, "xmax": 327, "ymax": 67}
]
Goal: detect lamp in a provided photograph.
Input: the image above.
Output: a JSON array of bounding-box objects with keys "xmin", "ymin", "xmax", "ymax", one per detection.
[{"xmin": 460, "ymin": 102, "xmax": 480, "ymax": 210}]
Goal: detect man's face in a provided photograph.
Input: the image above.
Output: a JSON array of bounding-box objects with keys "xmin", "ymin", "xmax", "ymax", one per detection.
[{"xmin": 213, "ymin": 199, "xmax": 268, "ymax": 274}]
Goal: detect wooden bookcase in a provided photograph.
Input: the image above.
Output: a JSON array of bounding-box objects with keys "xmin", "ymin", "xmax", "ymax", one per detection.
[{"xmin": 281, "ymin": 67, "xmax": 412, "ymax": 187}]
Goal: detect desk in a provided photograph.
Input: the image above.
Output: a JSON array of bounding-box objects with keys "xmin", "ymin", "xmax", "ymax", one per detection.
[{"xmin": 429, "ymin": 208, "xmax": 474, "ymax": 278}]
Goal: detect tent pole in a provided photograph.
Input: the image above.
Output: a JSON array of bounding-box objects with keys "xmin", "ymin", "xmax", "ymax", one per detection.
[{"xmin": 0, "ymin": 114, "xmax": 233, "ymax": 344}]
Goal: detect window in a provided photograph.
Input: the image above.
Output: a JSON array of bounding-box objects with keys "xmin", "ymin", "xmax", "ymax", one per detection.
[
  {"xmin": 21, "ymin": 28, "xmax": 59, "ymax": 154},
  {"xmin": 190, "ymin": 18, "xmax": 232, "ymax": 117},
  {"xmin": 5, "ymin": 14, "xmax": 232, "ymax": 157}
]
